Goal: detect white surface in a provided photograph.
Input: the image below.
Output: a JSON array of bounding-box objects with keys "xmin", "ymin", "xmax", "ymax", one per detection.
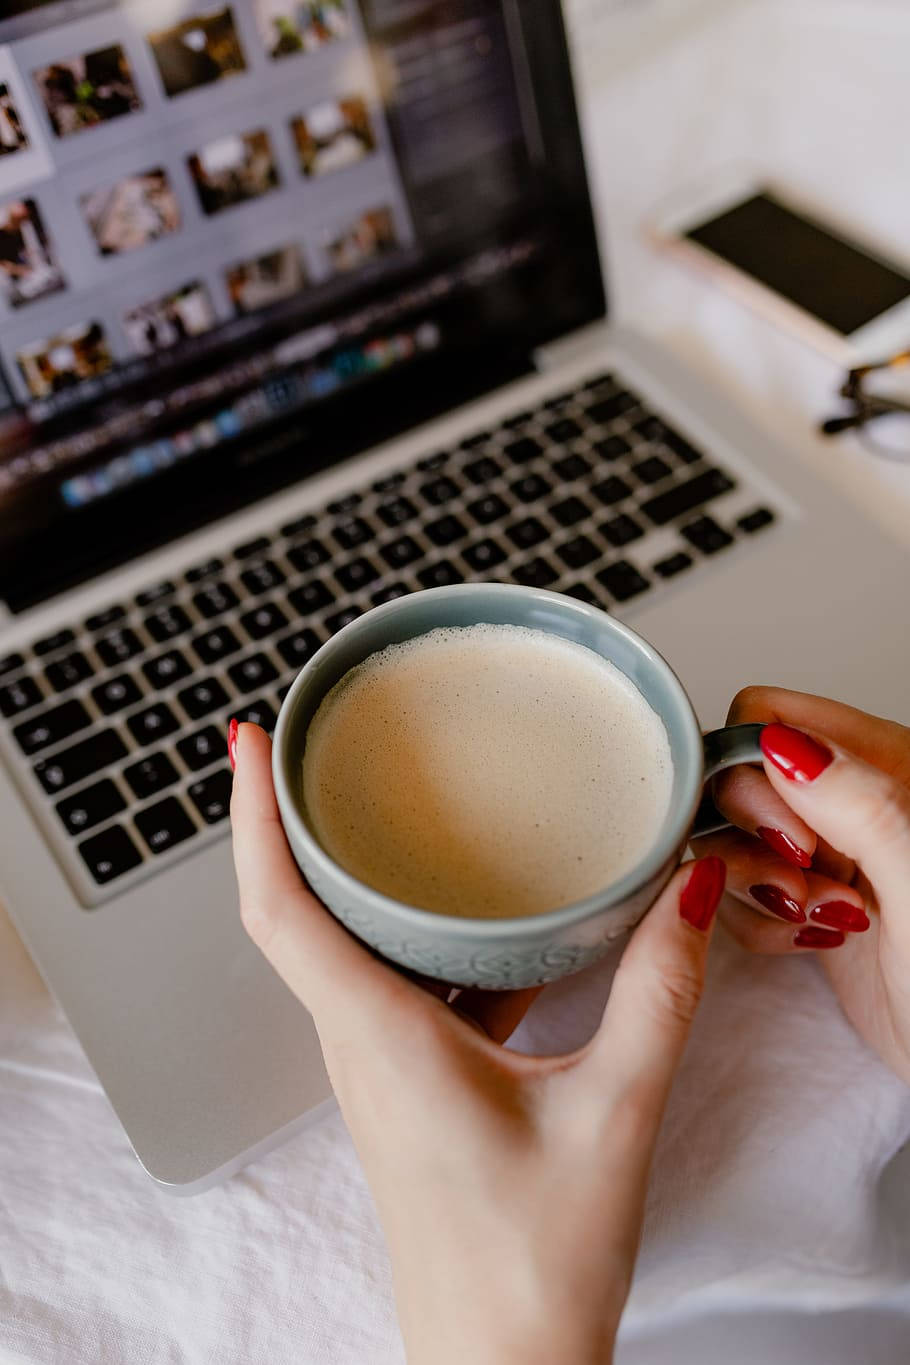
[{"xmin": 3, "ymin": 1, "xmax": 910, "ymax": 1361}]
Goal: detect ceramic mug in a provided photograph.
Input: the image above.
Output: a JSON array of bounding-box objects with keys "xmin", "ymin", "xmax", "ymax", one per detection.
[{"xmin": 272, "ymin": 584, "xmax": 762, "ymax": 990}]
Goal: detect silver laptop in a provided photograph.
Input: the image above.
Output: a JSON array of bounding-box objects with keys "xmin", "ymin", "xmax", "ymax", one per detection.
[{"xmin": 0, "ymin": 0, "xmax": 907, "ymax": 1194}]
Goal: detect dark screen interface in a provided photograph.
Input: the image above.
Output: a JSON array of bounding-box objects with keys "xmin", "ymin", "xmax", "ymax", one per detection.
[{"xmin": 685, "ymin": 192, "xmax": 910, "ymax": 336}]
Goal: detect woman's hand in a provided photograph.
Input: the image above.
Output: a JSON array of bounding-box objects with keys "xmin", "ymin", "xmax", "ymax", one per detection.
[
  {"xmin": 230, "ymin": 722, "xmax": 726, "ymax": 1365},
  {"xmin": 691, "ymin": 686, "xmax": 910, "ymax": 1084}
]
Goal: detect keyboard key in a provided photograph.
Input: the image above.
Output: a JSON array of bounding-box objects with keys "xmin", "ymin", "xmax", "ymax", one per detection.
[
  {"xmin": 335, "ymin": 557, "xmax": 380, "ymax": 592},
  {"xmin": 460, "ymin": 430, "xmax": 492, "ymax": 450},
  {"xmin": 593, "ymin": 434, "xmax": 631, "ymax": 462},
  {"xmin": 681, "ymin": 515, "xmax": 734, "ymax": 555},
  {"xmin": 564, "ymin": 582, "xmax": 601, "ymax": 605},
  {"xmin": 325, "ymin": 606, "xmax": 362, "ymax": 634},
  {"xmin": 600, "ymin": 514, "xmax": 644, "ymax": 548},
  {"xmin": 377, "ymin": 496, "xmax": 418, "ymax": 527},
  {"xmin": 419, "ymin": 476, "xmax": 459, "ymax": 506},
  {"xmin": 33, "ymin": 628, "xmax": 76, "ymax": 657},
  {"xmin": 467, "ymin": 493, "xmax": 508, "ymax": 525},
  {"xmin": 185, "ymin": 557, "xmax": 224, "ymax": 584},
  {"xmin": 192, "ymin": 582, "xmax": 240, "ymax": 619},
  {"xmin": 241, "ymin": 601, "xmax": 288, "ymax": 640},
  {"xmin": 78, "ymin": 824, "xmax": 142, "ymax": 884},
  {"xmin": 240, "ymin": 560, "xmax": 286, "ymax": 595},
  {"xmin": 144, "ymin": 605, "xmax": 193, "ymax": 642},
  {"xmin": 135, "ymin": 796, "xmax": 196, "ymax": 855},
  {"xmin": 177, "ymin": 677, "xmax": 229, "ymax": 720},
  {"xmin": 0, "ymin": 675, "xmax": 44, "ymax": 718},
  {"xmin": 233, "ymin": 699, "xmax": 277, "ymax": 731},
  {"xmin": 45, "ymin": 651, "xmax": 93, "ymax": 694},
  {"xmin": 633, "ymin": 414, "xmax": 667, "ymax": 442},
  {"xmin": 331, "ymin": 492, "xmax": 365, "ymax": 517},
  {"xmin": 233, "ymin": 535, "xmax": 271, "ymax": 560},
  {"xmin": 553, "ymin": 453, "xmax": 591, "ymax": 481},
  {"xmin": 142, "ymin": 649, "xmax": 192, "ymax": 690},
  {"xmin": 580, "ymin": 372, "xmax": 614, "ymax": 394},
  {"xmin": 192, "ymin": 626, "xmax": 241, "ymax": 665},
  {"xmin": 544, "ymin": 417, "xmax": 582, "ymax": 444},
  {"xmin": 91, "ymin": 673, "xmax": 143, "ymax": 715},
  {"xmin": 550, "ymin": 496, "xmax": 591, "ymax": 528},
  {"xmin": 380, "ymin": 535, "xmax": 422, "ymax": 569},
  {"xmin": 501, "ymin": 410, "xmax": 533, "ymax": 429},
  {"xmin": 654, "ymin": 551, "xmax": 693, "ymax": 578},
  {"xmin": 512, "ymin": 557, "xmax": 559, "ymax": 588},
  {"xmin": 416, "ymin": 451, "xmax": 448, "ymax": 471},
  {"xmin": 542, "ymin": 388, "xmax": 576, "ymax": 410},
  {"xmin": 332, "ymin": 518, "xmax": 373, "ymax": 550},
  {"xmin": 14, "ymin": 698, "xmax": 91, "ymax": 755},
  {"xmin": 123, "ymin": 751, "xmax": 179, "ymax": 799},
  {"xmin": 288, "ymin": 582, "xmax": 334, "ymax": 616},
  {"xmin": 34, "ymin": 728, "xmax": 128, "ymax": 794},
  {"xmin": 424, "ymin": 514, "xmax": 466, "ymax": 547},
  {"xmin": 0, "ymin": 652, "xmax": 25, "ymax": 679},
  {"xmin": 657, "ymin": 424, "xmax": 702, "ymax": 464},
  {"xmin": 287, "ymin": 539, "xmax": 331, "ymax": 572},
  {"xmin": 463, "ymin": 455, "xmax": 501, "ymax": 483},
  {"xmin": 556, "ymin": 535, "xmax": 600, "ymax": 569},
  {"xmin": 228, "ymin": 653, "xmax": 278, "ymax": 694},
  {"xmin": 96, "ymin": 628, "xmax": 145, "ymax": 667},
  {"xmin": 591, "ymin": 476, "xmax": 631, "ymax": 507},
  {"xmin": 641, "ymin": 468, "xmax": 735, "ymax": 526},
  {"xmin": 596, "ymin": 560, "xmax": 650, "ymax": 602},
  {"xmin": 462, "ymin": 539, "xmax": 507, "ymax": 572},
  {"xmin": 84, "ymin": 605, "xmax": 125, "ymax": 632},
  {"xmin": 188, "ymin": 769, "xmax": 233, "ymax": 825},
  {"xmin": 276, "ymin": 627, "xmax": 323, "ymax": 667},
  {"xmin": 503, "ymin": 436, "xmax": 542, "ymax": 465},
  {"xmin": 630, "ymin": 455, "xmax": 672, "ymax": 485},
  {"xmin": 738, "ymin": 507, "xmax": 775, "ymax": 534},
  {"xmin": 127, "ymin": 702, "xmax": 179, "ymax": 745},
  {"xmin": 417, "ymin": 560, "xmax": 464, "ymax": 588},
  {"xmin": 371, "ymin": 582, "xmax": 410, "ymax": 605},
  {"xmin": 511, "ymin": 473, "xmax": 551, "ymax": 503},
  {"xmin": 176, "ymin": 725, "xmax": 226, "ymax": 772},
  {"xmin": 586, "ymin": 391, "xmax": 637, "ymax": 424},
  {"xmin": 280, "ymin": 512, "xmax": 317, "ymax": 539},
  {"xmin": 506, "ymin": 517, "xmax": 548, "ymax": 549},
  {"xmin": 135, "ymin": 580, "xmax": 175, "ymax": 608},
  {"xmin": 56, "ymin": 778, "xmax": 125, "ymax": 836},
  {"xmin": 372, "ymin": 471, "xmax": 406, "ymax": 493}
]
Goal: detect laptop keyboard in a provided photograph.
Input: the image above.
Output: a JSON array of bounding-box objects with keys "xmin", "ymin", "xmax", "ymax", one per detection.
[{"xmin": 0, "ymin": 371, "xmax": 777, "ymax": 903}]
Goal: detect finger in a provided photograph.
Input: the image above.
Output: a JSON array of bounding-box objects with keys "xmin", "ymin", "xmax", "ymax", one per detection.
[
  {"xmin": 452, "ymin": 986, "xmax": 544, "ymax": 1044},
  {"xmin": 717, "ymin": 868, "xmax": 868, "ymax": 955},
  {"xmin": 711, "ymin": 763, "xmax": 815, "ymax": 868},
  {"xmin": 689, "ymin": 827, "xmax": 808, "ymax": 923}
]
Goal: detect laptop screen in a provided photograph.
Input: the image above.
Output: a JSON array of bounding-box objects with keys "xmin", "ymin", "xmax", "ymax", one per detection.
[{"xmin": 0, "ymin": 0, "xmax": 603, "ymax": 610}]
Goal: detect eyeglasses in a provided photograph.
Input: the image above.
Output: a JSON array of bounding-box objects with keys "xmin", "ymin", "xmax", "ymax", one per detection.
[{"xmin": 820, "ymin": 348, "xmax": 910, "ymax": 462}]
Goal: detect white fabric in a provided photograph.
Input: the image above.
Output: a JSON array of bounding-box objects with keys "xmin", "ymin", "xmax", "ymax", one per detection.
[{"xmin": 4, "ymin": 2, "xmax": 910, "ymax": 1361}]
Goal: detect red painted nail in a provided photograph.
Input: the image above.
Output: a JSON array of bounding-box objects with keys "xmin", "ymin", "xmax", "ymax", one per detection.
[
  {"xmin": 680, "ymin": 856, "xmax": 726, "ymax": 931},
  {"xmin": 760, "ymin": 723, "xmax": 832, "ymax": 783},
  {"xmin": 749, "ymin": 883, "xmax": 806, "ymax": 923},
  {"xmin": 228, "ymin": 717, "xmax": 238, "ymax": 772},
  {"xmin": 810, "ymin": 901, "xmax": 870, "ymax": 934},
  {"xmin": 793, "ymin": 925, "xmax": 846, "ymax": 950},
  {"xmin": 757, "ymin": 826, "xmax": 812, "ymax": 868}
]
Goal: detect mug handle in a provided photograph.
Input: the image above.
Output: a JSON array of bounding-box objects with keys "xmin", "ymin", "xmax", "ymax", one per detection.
[{"xmin": 690, "ymin": 722, "xmax": 766, "ymax": 839}]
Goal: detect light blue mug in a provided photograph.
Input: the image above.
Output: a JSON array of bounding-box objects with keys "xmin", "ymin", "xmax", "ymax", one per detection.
[{"xmin": 272, "ymin": 584, "xmax": 762, "ymax": 990}]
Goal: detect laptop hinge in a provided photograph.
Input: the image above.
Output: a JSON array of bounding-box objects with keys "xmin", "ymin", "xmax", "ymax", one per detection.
[{"xmin": 532, "ymin": 319, "xmax": 611, "ymax": 373}]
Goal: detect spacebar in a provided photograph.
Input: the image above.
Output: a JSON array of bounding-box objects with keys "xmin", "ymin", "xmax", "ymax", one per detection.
[{"xmin": 640, "ymin": 468, "xmax": 735, "ymax": 526}]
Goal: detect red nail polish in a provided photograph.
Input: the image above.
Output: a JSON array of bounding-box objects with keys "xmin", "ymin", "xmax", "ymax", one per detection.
[
  {"xmin": 810, "ymin": 901, "xmax": 870, "ymax": 934},
  {"xmin": 228, "ymin": 717, "xmax": 238, "ymax": 772},
  {"xmin": 793, "ymin": 925, "xmax": 846, "ymax": 950},
  {"xmin": 757, "ymin": 826, "xmax": 812, "ymax": 868},
  {"xmin": 680, "ymin": 856, "xmax": 726, "ymax": 931},
  {"xmin": 760, "ymin": 723, "xmax": 832, "ymax": 783},
  {"xmin": 749, "ymin": 883, "xmax": 806, "ymax": 923}
]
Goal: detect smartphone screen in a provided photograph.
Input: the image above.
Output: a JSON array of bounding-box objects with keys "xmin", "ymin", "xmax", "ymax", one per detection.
[{"xmin": 684, "ymin": 192, "xmax": 910, "ymax": 335}]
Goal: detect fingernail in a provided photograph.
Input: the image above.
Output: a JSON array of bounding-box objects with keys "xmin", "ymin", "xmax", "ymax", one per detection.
[
  {"xmin": 680, "ymin": 856, "xmax": 726, "ymax": 931},
  {"xmin": 793, "ymin": 925, "xmax": 846, "ymax": 950},
  {"xmin": 810, "ymin": 900, "xmax": 870, "ymax": 934},
  {"xmin": 760, "ymin": 723, "xmax": 832, "ymax": 783},
  {"xmin": 757, "ymin": 826, "xmax": 812, "ymax": 868},
  {"xmin": 749, "ymin": 883, "xmax": 806, "ymax": 923},
  {"xmin": 228, "ymin": 717, "xmax": 238, "ymax": 772}
]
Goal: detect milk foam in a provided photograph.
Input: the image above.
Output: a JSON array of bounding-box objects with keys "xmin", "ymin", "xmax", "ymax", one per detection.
[{"xmin": 301, "ymin": 624, "xmax": 673, "ymax": 919}]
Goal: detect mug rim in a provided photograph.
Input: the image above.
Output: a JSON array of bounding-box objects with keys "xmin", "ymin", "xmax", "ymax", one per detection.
[{"xmin": 272, "ymin": 584, "xmax": 704, "ymax": 939}]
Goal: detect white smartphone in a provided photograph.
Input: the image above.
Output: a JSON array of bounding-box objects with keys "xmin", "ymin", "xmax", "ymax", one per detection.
[{"xmin": 649, "ymin": 170, "xmax": 910, "ymax": 363}]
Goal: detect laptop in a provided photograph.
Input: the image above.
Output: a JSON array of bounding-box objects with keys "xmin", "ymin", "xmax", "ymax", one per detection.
[{"xmin": 0, "ymin": 0, "xmax": 907, "ymax": 1194}]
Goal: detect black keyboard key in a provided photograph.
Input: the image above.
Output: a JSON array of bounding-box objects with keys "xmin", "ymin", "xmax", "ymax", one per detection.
[
  {"xmin": 467, "ymin": 493, "xmax": 508, "ymax": 525},
  {"xmin": 144, "ymin": 605, "xmax": 193, "ymax": 642},
  {"xmin": 542, "ymin": 388, "xmax": 575, "ymax": 410},
  {"xmin": 96, "ymin": 628, "xmax": 145, "ymax": 668},
  {"xmin": 503, "ymin": 437, "xmax": 542, "ymax": 465},
  {"xmin": 654, "ymin": 551, "xmax": 693, "ymax": 579},
  {"xmin": 511, "ymin": 474, "xmax": 551, "ymax": 503},
  {"xmin": 79, "ymin": 824, "xmax": 142, "ymax": 884},
  {"xmin": 419, "ymin": 476, "xmax": 459, "ymax": 506},
  {"xmin": 633, "ymin": 414, "xmax": 666, "ymax": 441},
  {"xmin": 34, "ymin": 728, "xmax": 128, "ymax": 794},
  {"xmin": 91, "ymin": 673, "xmax": 143, "ymax": 715},
  {"xmin": 738, "ymin": 507, "xmax": 775, "ymax": 534},
  {"xmin": 564, "ymin": 582, "xmax": 601, "ymax": 605},
  {"xmin": 593, "ymin": 434, "xmax": 631, "ymax": 462},
  {"xmin": 188, "ymin": 769, "xmax": 233, "ymax": 825},
  {"xmin": 332, "ymin": 518, "xmax": 373, "ymax": 551},
  {"xmin": 591, "ymin": 476, "xmax": 632, "ymax": 507},
  {"xmin": 45, "ymin": 651, "xmax": 93, "ymax": 694},
  {"xmin": 462, "ymin": 539, "xmax": 507, "ymax": 572},
  {"xmin": 463, "ymin": 456, "xmax": 501, "ymax": 484},
  {"xmin": 553, "ymin": 453, "xmax": 591, "ymax": 481},
  {"xmin": 192, "ymin": 626, "xmax": 241, "ymax": 665},
  {"xmin": 416, "ymin": 451, "xmax": 448, "ymax": 472},
  {"xmin": 596, "ymin": 560, "xmax": 650, "ymax": 602},
  {"xmin": 193, "ymin": 582, "xmax": 240, "ymax": 619},
  {"xmin": 380, "ymin": 535, "xmax": 422, "ymax": 569},
  {"xmin": 371, "ymin": 582, "xmax": 410, "ymax": 605},
  {"xmin": 177, "ymin": 677, "xmax": 229, "ymax": 720},
  {"xmin": 33, "ymin": 628, "xmax": 76, "ymax": 657},
  {"xmin": 501, "ymin": 410, "xmax": 533, "ymax": 429},
  {"xmin": 287, "ymin": 539, "xmax": 331, "ymax": 573},
  {"xmin": 681, "ymin": 515, "xmax": 734, "ymax": 555},
  {"xmin": 135, "ymin": 580, "xmax": 175, "ymax": 608},
  {"xmin": 557, "ymin": 535, "xmax": 600, "ymax": 570},
  {"xmin": 325, "ymin": 606, "xmax": 362, "ymax": 634},
  {"xmin": 123, "ymin": 751, "xmax": 179, "ymax": 799},
  {"xmin": 550, "ymin": 496, "xmax": 591, "ymax": 528},
  {"xmin": 280, "ymin": 512, "xmax": 317, "ymax": 539},
  {"xmin": 142, "ymin": 649, "xmax": 192, "ymax": 690},
  {"xmin": 241, "ymin": 601, "xmax": 288, "ymax": 639},
  {"xmin": 14, "ymin": 698, "xmax": 91, "ymax": 755},
  {"xmin": 641, "ymin": 468, "xmax": 736, "ymax": 526},
  {"xmin": 0, "ymin": 674, "xmax": 44, "ymax": 717},
  {"xmin": 581, "ymin": 372, "xmax": 614, "ymax": 394},
  {"xmin": 240, "ymin": 560, "xmax": 286, "ymax": 595},
  {"xmin": 512, "ymin": 557, "xmax": 559, "ymax": 588},
  {"xmin": 600, "ymin": 514, "xmax": 644, "ymax": 548},
  {"xmin": 506, "ymin": 517, "xmax": 548, "ymax": 549},
  {"xmin": 276, "ymin": 627, "xmax": 323, "ymax": 667},
  {"xmin": 460, "ymin": 430, "xmax": 492, "ymax": 450},
  {"xmin": 335, "ymin": 557, "xmax": 380, "ymax": 592},
  {"xmin": 544, "ymin": 417, "xmax": 582, "ymax": 444},
  {"xmin": 233, "ymin": 535, "xmax": 272, "ymax": 560},
  {"xmin": 631, "ymin": 456, "xmax": 672, "ymax": 485},
  {"xmin": 84, "ymin": 605, "xmax": 125, "ymax": 632},
  {"xmin": 57, "ymin": 778, "xmax": 125, "ymax": 836},
  {"xmin": 327, "ymin": 491, "xmax": 363, "ymax": 515},
  {"xmin": 185, "ymin": 557, "xmax": 224, "ymax": 584},
  {"xmin": 0, "ymin": 651, "xmax": 25, "ymax": 679},
  {"xmin": 176, "ymin": 725, "xmax": 226, "ymax": 772},
  {"xmin": 372, "ymin": 471, "xmax": 406, "ymax": 494},
  {"xmin": 424, "ymin": 514, "xmax": 466, "ymax": 547},
  {"xmin": 288, "ymin": 582, "xmax": 335, "ymax": 616},
  {"xmin": 586, "ymin": 391, "xmax": 637, "ymax": 424},
  {"xmin": 228, "ymin": 653, "xmax": 279, "ymax": 694},
  {"xmin": 659, "ymin": 425, "xmax": 703, "ymax": 465},
  {"xmin": 417, "ymin": 560, "xmax": 464, "ymax": 588},
  {"xmin": 377, "ymin": 496, "xmax": 418, "ymax": 528},
  {"xmin": 135, "ymin": 796, "xmax": 196, "ymax": 855},
  {"xmin": 127, "ymin": 702, "xmax": 179, "ymax": 745},
  {"xmin": 233, "ymin": 699, "xmax": 277, "ymax": 731}
]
